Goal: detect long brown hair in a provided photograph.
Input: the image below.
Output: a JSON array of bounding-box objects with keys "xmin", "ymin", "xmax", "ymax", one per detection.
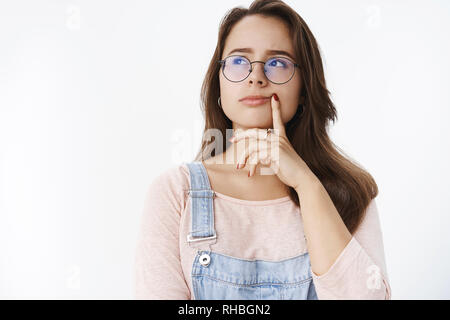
[{"xmin": 193, "ymin": 0, "xmax": 378, "ymax": 235}]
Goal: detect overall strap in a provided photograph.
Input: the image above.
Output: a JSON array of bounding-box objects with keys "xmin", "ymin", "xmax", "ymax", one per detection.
[{"xmin": 185, "ymin": 161, "xmax": 217, "ymax": 246}]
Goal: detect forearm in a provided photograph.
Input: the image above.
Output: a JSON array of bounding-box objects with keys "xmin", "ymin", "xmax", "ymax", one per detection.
[{"xmin": 295, "ymin": 173, "xmax": 353, "ymax": 276}]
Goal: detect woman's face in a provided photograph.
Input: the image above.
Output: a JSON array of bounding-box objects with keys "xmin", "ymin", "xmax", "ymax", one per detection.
[{"xmin": 220, "ymin": 14, "xmax": 303, "ymax": 131}]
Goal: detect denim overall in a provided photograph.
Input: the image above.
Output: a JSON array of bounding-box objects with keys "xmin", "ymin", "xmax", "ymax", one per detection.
[{"xmin": 185, "ymin": 161, "xmax": 318, "ymax": 300}]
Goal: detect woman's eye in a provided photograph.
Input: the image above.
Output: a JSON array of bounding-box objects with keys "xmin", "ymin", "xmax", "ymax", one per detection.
[
  {"xmin": 232, "ymin": 57, "xmax": 247, "ymax": 65},
  {"xmin": 268, "ymin": 58, "xmax": 287, "ymax": 68}
]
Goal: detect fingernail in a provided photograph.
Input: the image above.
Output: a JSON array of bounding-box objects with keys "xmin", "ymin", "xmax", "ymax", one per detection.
[{"xmin": 273, "ymin": 94, "xmax": 279, "ymax": 101}]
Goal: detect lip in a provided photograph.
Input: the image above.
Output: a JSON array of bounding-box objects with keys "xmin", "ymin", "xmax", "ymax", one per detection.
[{"xmin": 240, "ymin": 95, "xmax": 271, "ymax": 106}]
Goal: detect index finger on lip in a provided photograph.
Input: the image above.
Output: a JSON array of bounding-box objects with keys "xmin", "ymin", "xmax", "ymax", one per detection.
[{"xmin": 271, "ymin": 94, "xmax": 286, "ymax": 137}]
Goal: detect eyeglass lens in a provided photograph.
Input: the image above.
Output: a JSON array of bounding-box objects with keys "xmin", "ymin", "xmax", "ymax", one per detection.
[{"xmin": 222, "ymin": 55, "xmax": 295, "ymax": 83}]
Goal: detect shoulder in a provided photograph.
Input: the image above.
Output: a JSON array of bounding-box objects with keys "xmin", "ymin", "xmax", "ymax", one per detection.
[
  {"xmin": 358, "ymin": 198, "xmax": 381, "ymax": 231},
  {"xmin": 149, "ymin": 162, "xmax": 190, "ymax": 190},
  {"xmin": 145, "ymin": 163, "xmax": 191, "ymax": 214}
]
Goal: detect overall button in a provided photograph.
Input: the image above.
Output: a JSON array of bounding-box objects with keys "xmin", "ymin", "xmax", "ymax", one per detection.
[{"xmin": 199, "ymin": 253, "xmax": 211, "ymax": 267}]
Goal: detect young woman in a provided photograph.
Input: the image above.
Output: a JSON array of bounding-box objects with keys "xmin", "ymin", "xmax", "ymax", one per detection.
[{"xmin": 135, "ymin": 0, "xmax": 392, "ymax": 300}]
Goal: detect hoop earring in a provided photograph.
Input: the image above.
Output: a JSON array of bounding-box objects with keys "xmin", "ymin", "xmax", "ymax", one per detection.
[{"xmin": 218, "ymin": 96, "xmax": 222, "ymax": 108}]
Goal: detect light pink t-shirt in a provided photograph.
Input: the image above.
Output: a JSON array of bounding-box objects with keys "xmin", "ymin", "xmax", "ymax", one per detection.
[{"xmin": 134, "ymin": 163, "xmax": 392, "ymax": 300}]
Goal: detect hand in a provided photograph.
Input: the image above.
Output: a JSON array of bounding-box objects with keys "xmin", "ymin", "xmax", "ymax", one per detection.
[{"xmin": 229, "ymin": 94, "xmax": 315, "ymax": 190}]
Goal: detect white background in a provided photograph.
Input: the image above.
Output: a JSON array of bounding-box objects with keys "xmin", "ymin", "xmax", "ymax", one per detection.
[{"xmin": 1, "ymin": 0, "xmax": 449, "ymax": 299}]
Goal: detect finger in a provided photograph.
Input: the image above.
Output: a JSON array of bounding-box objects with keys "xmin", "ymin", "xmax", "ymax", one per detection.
[
  {"xmin": 248, "ymin": 147, "xmax": 271, "ymax": 177},
  {"xmin": 230, "ymin": 128, "xmax": 271, "ymax": 143},
  {"xmin": 271, "ymin": 94, "xmax": 286, "ymax": 137},
  {"xmin": 237, "ymin": 138, "xmax": 269, "ymax": 169},
  {"xmin": 231, "ymin": 129, "xmax": 281, "ymax": 145},
  {"xmin": 247, "ymin": 152, "xmax": 258, "ymax": 177},
  {"xmin": 236, "ymin": 135, "xmax": 281, "ymax": 170},
  {"xmin": 271, "ymin": 160, "xmax": 280, "ymax": 175}
]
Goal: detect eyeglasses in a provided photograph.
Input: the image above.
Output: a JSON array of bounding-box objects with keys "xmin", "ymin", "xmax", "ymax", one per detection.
[{"xmin": 218, "ymin": 55, "xmax": 300, "ymax": 84}]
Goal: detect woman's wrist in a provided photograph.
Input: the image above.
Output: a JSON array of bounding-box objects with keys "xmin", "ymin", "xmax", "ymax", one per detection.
[{"xmin": 294, "ymin": 169, "xmax": 322, "ymax": 197}]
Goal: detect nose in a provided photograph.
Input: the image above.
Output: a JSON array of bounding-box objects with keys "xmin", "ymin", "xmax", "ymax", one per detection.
[{"xmin": 247, "ymin": 61, "xmax": 268, "ymax": 85}]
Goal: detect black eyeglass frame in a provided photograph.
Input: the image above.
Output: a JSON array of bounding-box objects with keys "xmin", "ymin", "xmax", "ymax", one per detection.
[{"xmin": 218, "ymin": 54, "xmax": 301, "ymax": 84}]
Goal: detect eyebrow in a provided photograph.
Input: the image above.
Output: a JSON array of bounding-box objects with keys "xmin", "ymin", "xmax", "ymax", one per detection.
[{"xmin": 226, "ymin": 47, "xmax": 296, "ymax": 61}]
